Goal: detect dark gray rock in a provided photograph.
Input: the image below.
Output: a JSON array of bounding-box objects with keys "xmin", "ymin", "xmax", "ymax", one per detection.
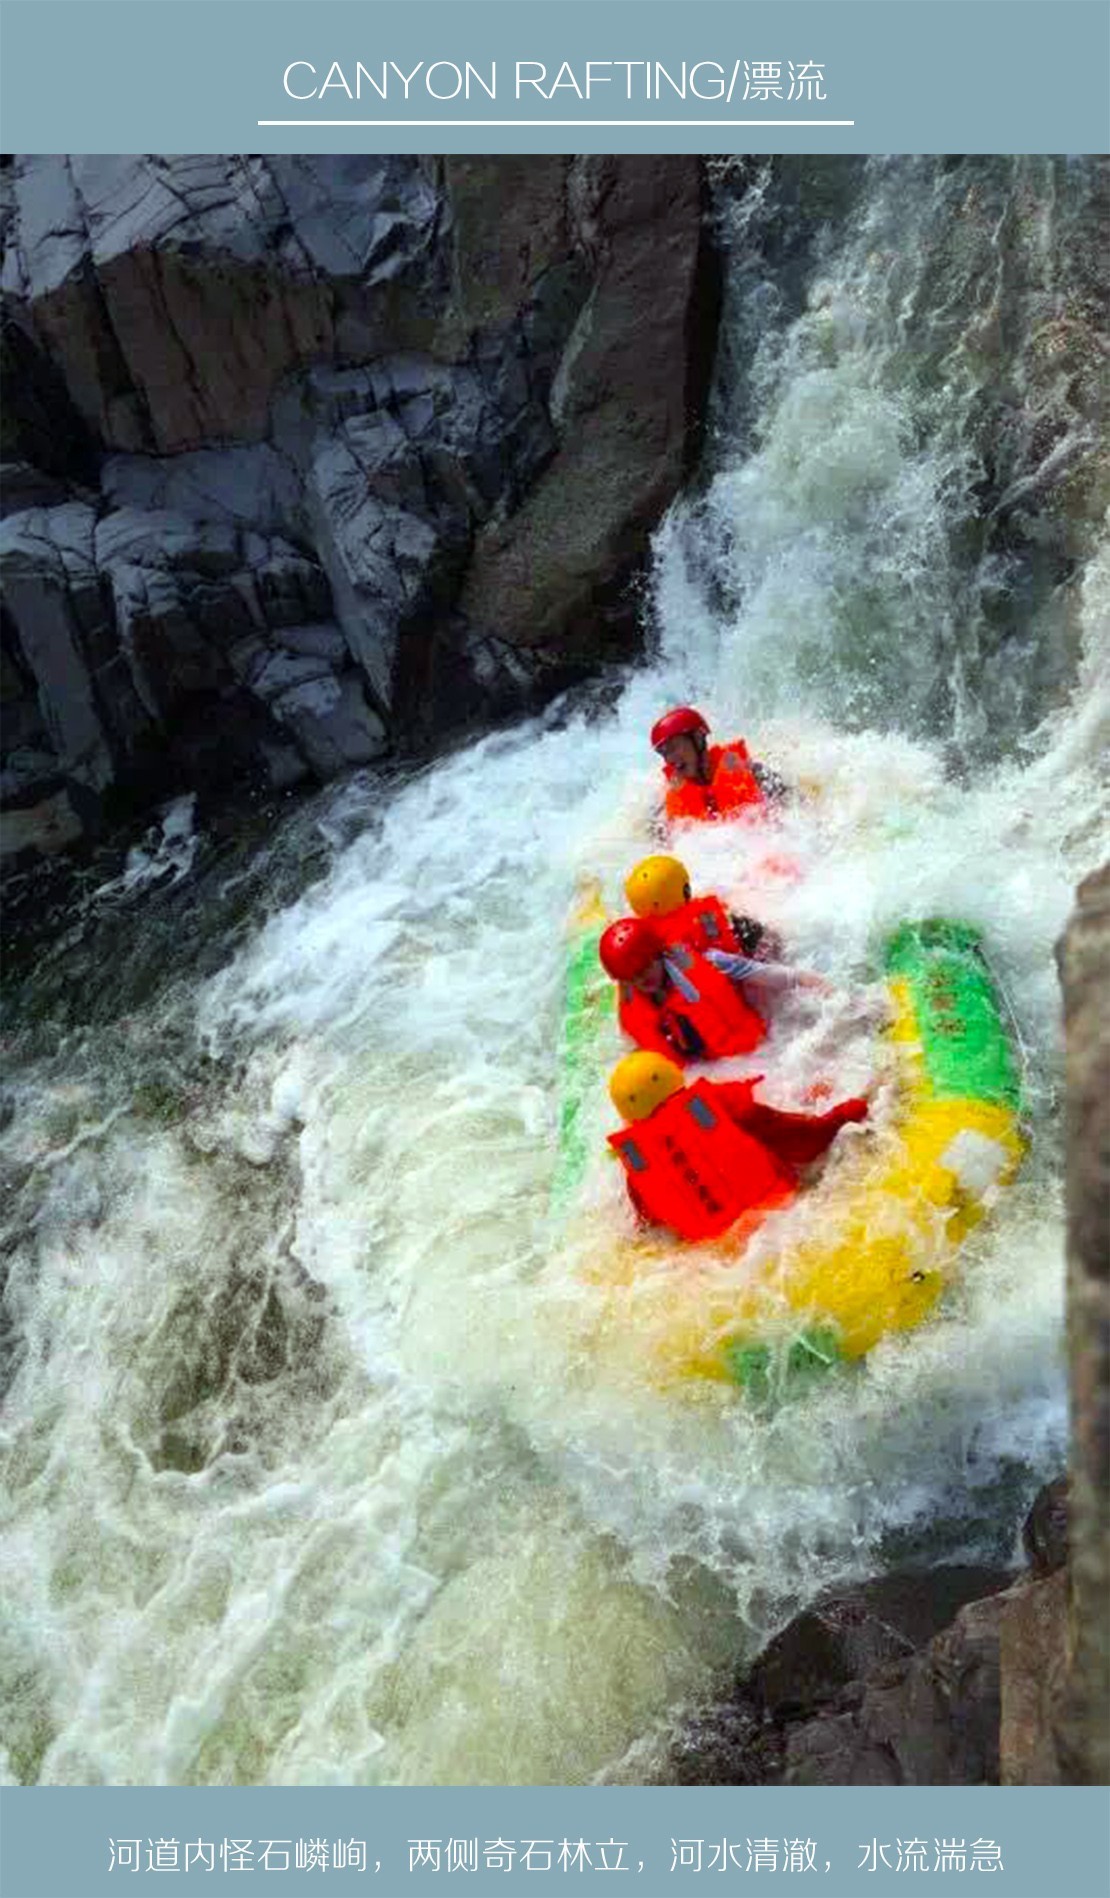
[
  {"xmin": 0, "ymin": 504, "xmax": 134, "ymax": 790},
  {"xmin": 794, "ymin": 1591, "xmax": 1006, "ymax": 1786},
  {"xmin": 3, "ymin": 156, "xmax": 444, "ymax": 453},
  {"xmin": 670, "ymin": 1701, "xmax": 783, "ymax": 1788},
  {"xmin": 0, "ymin": 461, "xmax": 75, "ymax": 519},
  {"xmin": 748, "ymin": 1596, "xmax": 917, "ymax": 1721},
  {"xmin": 0, "ymin": 491, "xmax": 386, "ymax": 819},
  {"xmin": 2, "ymin": 155, "xmax": 713, "ymax": 851},
  {"xmin": 0, "ymin": 744, "xmax": 61, "ymax": 805},
  {"xmin": 102, "ymin": 445, "xmax": 304, "ymax": 538},
  {"xmin": 271, "ymin": 622, "xmax": 349, "ymax": 664},
  {"xmin": 1023, "ymin": 1475, "xmax": 1069, "ymax": 1577},
  {"xmin": 666, "ymin": 1564, "xmax": 1015, "ymax": 1788},
  {"xmin": 0, "ymin": 785, "xmax": 83, "ymax": 858},
  {"xmin": 749, "ymin": 1564, "xmax": 1014, "ymax": 1724},
  {"xmin": 0, "ymin": 610, "xmax": 70, "ymax": 853},
  {"xmin": 459, "ymin": 156, "xmax": 710, "ymax": 660},
  {"xmin": 0, "ymin": 310, "xmax": 99, "ymax": 486},
  {"xmin": 268, "ymin": 672, "xmax": 387, "ymax": 777},
  {"xmin": 305, "ymin": 414, "xmax": 468, "ymax": 714},
  {"xmin": 783, "ymin": 1707, "xmax": 901, "ymax": 1787}
]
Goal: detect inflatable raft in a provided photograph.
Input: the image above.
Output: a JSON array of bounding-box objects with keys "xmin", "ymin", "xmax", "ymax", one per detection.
[{"xmin": 555, "ymin": 901, "xmax": 1026, "ymax": 1394}]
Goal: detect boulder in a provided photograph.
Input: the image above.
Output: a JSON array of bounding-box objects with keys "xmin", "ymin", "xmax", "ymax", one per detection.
[
  {"xmin": 667, "ymin": 1563, "xmax": 1015, "ymax": 1787},
  {"xmin": 746, "ymin": 1565, "xmax": 1012, "ymax": 1726},
  {"xmin": 266, "ymin": 672, "xmax": 386, "ymax": 778},
  {"xmin": 747, "ymin": 1597, "xmax": 916, "ymax": 1721},
  {"xmin": 670, "ymin": 1701, "xmax": 783, "ymax": 1788},
  {"xmin": 102, "ymin": 444, "xmax": 304, "ymax": 538},
  {"xmin": 998, "ymin": 1569, "xmax": 1069, "ymax": 1784},
  {"xmin": 1056, "ymin": 862, "xmax": 1110, "ymax": 1785},
  {"xmin": 0, "ymin": 614, "xmax": 72, "ymax": 856},
  {"xmin": 0, "ymin": 787, "xmax": 83, "ymax": 859},
  {"xmin": 92, "ymin": 508, "xmax": 332, "ymax": 722},
  {"xmin": 775, "ymin": 1582, "xmax": 1020, "ymax": 1788},
  {"xmin": 306, "ymin": 408, "xmax": 469, "ymax": 713}
]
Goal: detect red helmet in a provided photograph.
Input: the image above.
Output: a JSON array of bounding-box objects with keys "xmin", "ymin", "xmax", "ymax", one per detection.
[
  {"xmin": 599, "ymin": 918, "xmax": 664, "ymax": 981},
  {"xmin": 650, "ymin": 706, "xmax": 709, "ymax": 752}
]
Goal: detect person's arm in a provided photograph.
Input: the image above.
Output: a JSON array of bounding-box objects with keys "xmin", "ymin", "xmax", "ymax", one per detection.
[
  {"xmin": 713, "ymin": 1078, "xmax": 761, "ymax": 1121},
  {"xmin": 704, "ymin": 948, "xmax": 830, "ymax": 993}
]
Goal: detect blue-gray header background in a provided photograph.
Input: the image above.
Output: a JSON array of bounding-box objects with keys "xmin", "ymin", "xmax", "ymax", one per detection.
[{"xmin": 1, "ymin": 0, "xmax": 1108, "ymax": 153}]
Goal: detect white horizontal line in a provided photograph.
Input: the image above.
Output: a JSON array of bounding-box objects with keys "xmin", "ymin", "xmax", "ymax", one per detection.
[{"xmin": 257, "ymin": 119, "xmax": 856, "ymax": 127}]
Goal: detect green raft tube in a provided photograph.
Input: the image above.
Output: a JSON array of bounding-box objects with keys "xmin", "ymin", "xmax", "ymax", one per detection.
[{"xmin": 553, "ymin": 895, "xmax": 1026, "ymax": 1391}]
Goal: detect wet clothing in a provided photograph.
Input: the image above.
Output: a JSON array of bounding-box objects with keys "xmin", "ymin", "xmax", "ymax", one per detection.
[
  {"xmin": 617, "ymin": 945, "xmax": 766, "ymax": 1064},
  {"xmin": 610, "ymin": 1078, "xmax": 868, "ymax": 1242},
  {"xmin": 653, "ymin": 894, "xmax": 741, "ymax": 956},
  {"xmin": 663, "ymin": 741, "xmax": 764, "ymax": 822},
  {"xmin": 703, "ymin": 949, "xmax": 806, "ymax": 991},
  {"xmin": 655, "ymin": 899, "xmax": 785, "ymax": 970}
]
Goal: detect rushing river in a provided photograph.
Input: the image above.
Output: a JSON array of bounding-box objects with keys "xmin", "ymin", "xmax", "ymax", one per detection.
[{"xmin": 2, "ymin": 157, "xmax": 1107, "ymax": 1787}]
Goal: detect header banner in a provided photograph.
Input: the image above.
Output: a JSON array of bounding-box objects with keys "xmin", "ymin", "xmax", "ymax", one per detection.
[{"xmin": 1, "ymin": 0, "xmax": 1108, "ymax": 153}]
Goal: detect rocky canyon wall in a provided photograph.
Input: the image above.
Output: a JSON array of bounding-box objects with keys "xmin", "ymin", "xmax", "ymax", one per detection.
[{"xmin": 1, "ymin": 155, "xmax": 714, "ymax": 856}]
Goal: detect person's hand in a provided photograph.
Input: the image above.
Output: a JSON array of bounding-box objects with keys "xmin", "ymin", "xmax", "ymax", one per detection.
[{"xmin": 797, "ymin": 969, "xmax": 832, "ymax": 993}]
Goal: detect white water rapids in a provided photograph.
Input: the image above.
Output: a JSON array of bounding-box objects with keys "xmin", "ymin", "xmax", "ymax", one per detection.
[{"xmin": 2, "ymin": 157, "xmax": 1107, "ymax": 1786}]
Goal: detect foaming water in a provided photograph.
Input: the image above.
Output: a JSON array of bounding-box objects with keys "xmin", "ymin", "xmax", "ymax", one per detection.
[{"xmin": 2, "ymin": 157, "xmax": 1107, "ymax": 1787}]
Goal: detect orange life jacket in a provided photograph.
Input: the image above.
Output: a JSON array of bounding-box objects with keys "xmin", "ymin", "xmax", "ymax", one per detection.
[
  {"xmin": 618, "ymin": 984, "xmax": 689, "ymax": 1062},
  {"xmin": 617, "ymin": 943, "xmax": 765, "ymax": 1063},
  {"xmin": 664, "ymin": 741, "xmax": 764, "ymax": 822},
  {"xmin": 608, "ymin": 1078, "xmax": 796, "ymax": 1241},
  {"xmin": 654, "ymin": 894, "xmax": 740, "ymax": 955}
]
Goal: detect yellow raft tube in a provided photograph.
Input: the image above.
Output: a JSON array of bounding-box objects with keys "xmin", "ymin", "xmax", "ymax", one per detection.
[{"xmin": 558, "ymin": 916, "xmax": 1026, "ymax": 1393}]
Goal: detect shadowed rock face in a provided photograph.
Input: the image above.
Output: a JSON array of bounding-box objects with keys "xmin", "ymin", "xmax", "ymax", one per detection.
[
  {"xmin": 1, "ymin": 156, "xmax": 446, "ymax": 453},
  {"xmin": 668, "ymin": 1564, "xmax": 1016, "ymax": 1788},
  {"xmin": 666, "ymin": 1503, "xmax": 1086, "ymax": 1789},
  {"xmin": 1, "ymin": 155, "xmax": 713, "ymax": 857},
  {"xmin": 1057, "ymin": 862, "xmax": 1110, "ymax": 1786},
  {"xmin": 458, "ymin": 157, "xmax": 712, "ymax": 658}
]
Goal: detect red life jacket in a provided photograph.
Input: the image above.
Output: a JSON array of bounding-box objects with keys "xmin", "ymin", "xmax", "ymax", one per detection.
[
  {"xmin": 608, "ymin": 1078, "xmax": 796, "ymax": 1241},
  {"xmin": 664, "ymin": 741, "xmax": 764, "ymax": 822},
  {"xmin": 654, "ymin": 894, "xmax": 740, "ymax": 955},
  {"xmin": 617, "ymin": 943, "xmax": 765, "ymax": 1061},
  {"xmin": 618, "ymin": 984, "xmax": 688, "ymax": 1062}
]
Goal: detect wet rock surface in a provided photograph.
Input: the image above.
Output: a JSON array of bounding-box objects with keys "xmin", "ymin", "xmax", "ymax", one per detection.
[
  {"xmin": 1, "ymin": 156, "xmax": 712, "ymax": 858},
  {"xmin": 1022, "ymin": 1472, "xmax": 1069, "ymax": 1577},
  {"xmin": 669, "ymin": 1561, "xmax": 1015, "ymax": 1787},
  {"xmin": 667, "ymin": 1469, "xmax": 1091, "ymax": 1787},
  {"xmin": 997, "ymin": 1568, "xmax": 1069, "ymax": 1786},
  {"xmin": 1056, "ymin": 863, "xmax": 1110, "ymax": 1784}
]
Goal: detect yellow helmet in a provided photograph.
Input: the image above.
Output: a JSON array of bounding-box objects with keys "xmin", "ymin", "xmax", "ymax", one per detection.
[
  {"xmin": 623, "ymin": 854, "xmax": 690, "ymax": 918},
  {"xmin": 608, "ymin": 1051, "xmax": 685, "ymax": 1123}
]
